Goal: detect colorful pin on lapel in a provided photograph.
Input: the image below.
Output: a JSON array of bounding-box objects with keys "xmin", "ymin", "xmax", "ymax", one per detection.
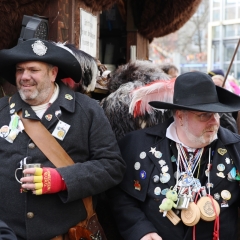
[
  {"xmin": 160, "ymin": 173, "xmax": 170, "ymax": 183},
  {"xmin": 216, "ymin": 172, "xmax": 225, "ymax": 178},
  {"xmin": 161, "ymin": 188, "xmax": 169, "ymax": 195},
  {"xmin": 214, "ymin": 193, "xmax": 220, "ymax": 200},
  {"xmin": 140, "ymin": 170, "xmax": 146, "ymax": 179},
  {"xmin": 154, "ymin": 187, "xmax": 161, "ymax": 195},
  {"xmin": 45, "ymin": 114, "xmax": 52, "ymax": 121},
  {"xmin": 159, "ymin": 160, "xmax": 166, "ymax": 167},
  {"xmin": 134, "ymin": 180, "xmax": 141, "ymax": 191},
  {"xmin": 217, "ymin": 148, "xmax": 227, "ymax": 156},
  {"xmin": 171, "ymin": 155, "xmax": 176, "ymax": 162},
  {"xmin": 55, "ymin": 110, "xmax": 62, "ymax": 118},
  {"xmin": 217, "ymin": 163, "xmax": 225, "ymax": 172},
  {"xmin": 24, "ymin": 110, "xmax": 30, "ymax": 117},
  {"xmin": 10, "ymin": 109, "xmax": 15, "ymax": 114},
  {"xmin": 10, "ymin": 103, "xmax": 15, "ymax": 108},
  {"xmin": 152, "ymin": 175, "xmax": 160, "ymax": 183},
  {"xmin": 161, "ymin": 165, "xmax": 169, "ymax": 173},
  {"xmin": 65, "ymin": 94, "xmax": 73, "ymax": 100},
  {"xmin": 225, "ymin": 158, "xmax": 230, "ymax": 164},
  {"xmin": 154, "ymin": 151, "xmax": 162, "ymax": 159}
]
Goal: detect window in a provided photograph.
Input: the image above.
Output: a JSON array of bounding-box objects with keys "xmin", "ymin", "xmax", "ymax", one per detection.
[{"xmin": 213, "ymin": 26, "xmax": 220, "ymax": 39}]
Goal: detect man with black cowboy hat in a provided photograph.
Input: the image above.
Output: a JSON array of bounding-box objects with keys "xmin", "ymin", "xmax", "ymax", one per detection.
[
  {"xmin": 108, "ymin": 71, "xmax": 240, "ymax": 240},
  {"xmin": 0, "ymin": 38, "xmax": 125, "ymax": 240}
]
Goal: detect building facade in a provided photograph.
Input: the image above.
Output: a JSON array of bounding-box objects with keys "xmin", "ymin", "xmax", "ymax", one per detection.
[{"xmin": 207, "ymin": 0, "xmax": 240, "ymax": 79}]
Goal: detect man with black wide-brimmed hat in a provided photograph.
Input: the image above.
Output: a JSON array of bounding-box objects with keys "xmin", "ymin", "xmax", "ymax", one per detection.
[
  {"xmin": 108, "ymin": 71, "xmax": 240, "ymax": 240},
  {"xmin": 0, "ymin": 39, "xmax": 125, "ymax": 240}
]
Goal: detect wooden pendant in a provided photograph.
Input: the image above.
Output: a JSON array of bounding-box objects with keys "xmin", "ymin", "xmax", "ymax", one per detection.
[
  {"xmin": 196, "ymin": 196, "xmax": 220, "ymax": 221},
  {"xmin": 160, "ymin": 209, "xmax": 181, "ymax": 225},
  {"xmin": 181, "ymin": 202, "xmax": 201, "ymax": 226}
]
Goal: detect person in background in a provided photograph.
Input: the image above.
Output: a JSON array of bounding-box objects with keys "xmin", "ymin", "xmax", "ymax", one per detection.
[
  {"xmin": 0, "ymin": 39, "xmax": 125, "ymax": 240},
  {"xmin": 208, "ymin": 68, "xmax": 225, "ymax": 78},
  {"xmin": 159, "ymin": 63, "xmax": 179, "ymax": 78},
  {"xmin": 108, "ymin": 71, "xmax": 240, "ymax": 240}
]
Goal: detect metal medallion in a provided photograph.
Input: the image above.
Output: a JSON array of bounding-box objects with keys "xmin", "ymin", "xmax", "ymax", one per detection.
[
  {"xmin": 31, "ymin": 40, "xmax": 47, "ymax": 56},
  {"xmin": 221, "ymin": 190, "xmax": 231, "ymax": 200}
]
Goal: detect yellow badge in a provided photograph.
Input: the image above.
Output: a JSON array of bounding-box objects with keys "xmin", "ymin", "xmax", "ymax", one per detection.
[
  {"xmin": 65, "ymin": 94, "xmax": 73, "ymax": 100},
  {"xmin": 10, "ymin": 103, "xmax": 15, "ymax": 108},
  {"xmin": 57, "ymin": 130, "xmax": 65, "ymax": 138},
  {"xmin": 217, "ymin": 148, "xmax": 227, "ymax": 156}
]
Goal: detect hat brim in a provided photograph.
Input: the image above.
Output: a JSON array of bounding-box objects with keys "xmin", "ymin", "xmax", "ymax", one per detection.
[
  {"xmin": 149, "ymin": 86, "xmax": 240, "ymax": 113},
  {"xmin": 0, "ymin": 39, "xmax": 82, "ymax": 85}
]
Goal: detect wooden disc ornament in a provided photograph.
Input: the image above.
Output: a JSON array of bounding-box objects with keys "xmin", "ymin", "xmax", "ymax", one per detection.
[
  {"xmin": 181, "ymin": 202, "xmax": 201, "ymax": 226},
  {"xmin": 197, "ymin": 196, "xmax": 220, "ymax": 221}
]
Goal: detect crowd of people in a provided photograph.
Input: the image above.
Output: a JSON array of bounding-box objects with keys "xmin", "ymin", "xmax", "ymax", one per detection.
[{"xmin": 0, "ymin": 39, "xmax": 240, "ymax": 240}]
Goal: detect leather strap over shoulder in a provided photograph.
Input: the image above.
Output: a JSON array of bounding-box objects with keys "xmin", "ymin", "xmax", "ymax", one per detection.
[{"xmin": 17, "ymin": 110, "xmax": 93, "ymax": 219}]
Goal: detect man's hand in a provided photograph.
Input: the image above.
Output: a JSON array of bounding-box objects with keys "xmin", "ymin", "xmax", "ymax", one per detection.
[
  {"xmin": 21, "ymin": 167, "xmax": 66, "ymax": 195},
  {"xmin": 140, "ymin": 233, "xmax": 162, "ymax": 240}
]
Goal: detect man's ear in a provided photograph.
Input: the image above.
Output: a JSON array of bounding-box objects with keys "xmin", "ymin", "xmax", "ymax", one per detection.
[{"xmin": 51, "ymin": 66, "xmax": 58, "ymax": 82}]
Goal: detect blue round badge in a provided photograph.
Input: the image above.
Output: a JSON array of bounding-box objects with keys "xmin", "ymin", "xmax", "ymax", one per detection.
[
  {"xmin": 140, "ymin": 170, "xmax": 147, "ymax": 179},
  {"xmin": 161, "ymin": 188, "xmax": 169, "ymax": 195}
]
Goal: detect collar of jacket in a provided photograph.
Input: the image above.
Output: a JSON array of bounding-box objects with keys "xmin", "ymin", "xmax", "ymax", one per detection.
[
  {"xmin": 9, "ymin": 82, "xmax": 76, "ymax": 120},
  {"xmin": 143, "ymin": 116, "xmax": 240, "ymax": 146}
]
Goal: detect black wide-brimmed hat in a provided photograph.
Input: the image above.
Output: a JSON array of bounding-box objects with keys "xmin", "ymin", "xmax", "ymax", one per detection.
[
  {"xmin": 0, "ymin": 39, "xmax": 82, "ymax": 85},
  {"xmin": 149, "ymin": 71, "xmax": 240, "ymax": 113}
]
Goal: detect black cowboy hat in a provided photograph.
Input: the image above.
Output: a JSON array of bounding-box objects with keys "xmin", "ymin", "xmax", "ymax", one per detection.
[
  {"xmin": 149, "ymin": 71, "xmax": 240, "ymax": 113},
  {"xmin": 0, "ymin": 38, "xmax": 82, "ymax": 85}
]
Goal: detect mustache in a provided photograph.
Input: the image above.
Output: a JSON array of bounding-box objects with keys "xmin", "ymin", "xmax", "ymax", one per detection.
[
  {"xmin": 19, "ymin": 79, "xmax": 36, "ymax": 85},
  {"xmin": 203, "ymin": 126, "xmax": 218, "ymax": 132}
]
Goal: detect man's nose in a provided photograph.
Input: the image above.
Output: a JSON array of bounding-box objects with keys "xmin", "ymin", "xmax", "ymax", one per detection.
[{"xmin": 20, "ymin": 70, "xmax": 31, "ymax": 80}]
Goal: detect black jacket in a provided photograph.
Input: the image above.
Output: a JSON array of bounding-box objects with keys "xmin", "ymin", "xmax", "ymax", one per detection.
[
  {"xmin": 0, "ymin": 220, "xmax": 17, "ymax": 240},
  {"xmin": 0, "ymin": 83, "xmax": 125, "ymax": 240},
  {"xmin": 108, "ymin": 118, "xmax": 240, "ymax": 240}
]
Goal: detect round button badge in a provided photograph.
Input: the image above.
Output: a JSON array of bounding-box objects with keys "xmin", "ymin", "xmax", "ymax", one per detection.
[
  {"xmin": 221, "ymin": 190, "xmax": 231, "ymax": 200},
  {"xmin": 134, "ymin": 162, "xmax": 141, "ymax": 170},
  {"xmin": 160, "ymin": 173, "xmax": 170, "ymax": 183},
  {"xmin": 140, "ymin": 152, "xmax": 146, "ymax": 159},
  {"xmin": 154, "ymin": 187, "xmax": 161, "ymax": 195}
]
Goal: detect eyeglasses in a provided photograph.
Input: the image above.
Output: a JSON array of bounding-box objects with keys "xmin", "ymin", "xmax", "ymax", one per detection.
[{"xmin": 189, "ymin": 111, "xmax": 223, "ymax": 122}]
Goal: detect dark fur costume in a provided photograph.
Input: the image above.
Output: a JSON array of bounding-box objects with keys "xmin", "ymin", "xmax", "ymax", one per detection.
[
  {"xmin": 100, "ymin": 60, "xmax": 172, "ymax": 141},
  {"xmin": 62, "ymin": 44, "xmax": 98, "ymax": 93},
  {"xmin": 131, "ymin": 0, "xmax": 202, "ymax": 41}
]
